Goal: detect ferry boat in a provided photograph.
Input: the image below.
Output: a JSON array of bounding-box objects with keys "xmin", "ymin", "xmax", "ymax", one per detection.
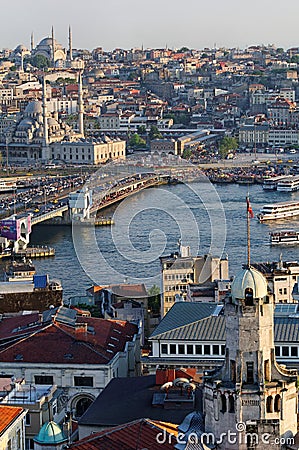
[
  {"xmin": 277, "ymin": 175, "xmax": 299, "ymax": 192},
  {"xmin": 262, "ymin": 175, "xmax": 293, "ymax": 190},
  {"xmin": 257, "ymin": 200, "xmax": 299, "ymax": 222},
  {"xmin": 0, "ymin": 180, "xmax": 17, "ymax": 193},
  {"xmin": 270, "ymin": 230, "xmax": 299, "ymax": 245},
  {"xmin": 4, "ymin": 259, "xmax": 36, "ymax": 282}
]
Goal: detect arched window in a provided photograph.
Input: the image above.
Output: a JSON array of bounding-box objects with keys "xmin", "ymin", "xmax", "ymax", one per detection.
[
  {"xmin": 229, "ymin": 395, "xmax": 235, "ymax": 413},
  {"xmin": 266, "ymin": 395, "xmax": 273, "ymax": 413},
  {"xmin": 274, "ymin": 394, "xmax": 281, "ymax": 412},
  {"xmin": 220, "ymin": 393, "xmax": 227, "ymax": 413},
  {"xmin": 245, "ymin": 287, "xmax": 254, "ymax": 306}
]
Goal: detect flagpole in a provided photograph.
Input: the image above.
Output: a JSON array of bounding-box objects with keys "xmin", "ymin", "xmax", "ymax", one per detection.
[{"xmin": 247, "ymin": 197, "xmax": 250, "ymax": 267}]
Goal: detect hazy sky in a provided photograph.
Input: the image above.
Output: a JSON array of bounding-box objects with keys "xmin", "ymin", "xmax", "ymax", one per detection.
[{"xmin": 1, "ymin": 0, "xmax": 299, "ymax": 51}]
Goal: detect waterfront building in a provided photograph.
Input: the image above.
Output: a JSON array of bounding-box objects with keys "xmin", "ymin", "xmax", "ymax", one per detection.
[
  {"xmin": 160, "ymin": 243, "xmax": 229, "ymax": 317},
  {"xmin": 150, "ymin": 138, "xmax": 178, "ymax": 156},
  {"xmin": 50, "ymin": 137, "xmax": 126, "ymax": 164}
]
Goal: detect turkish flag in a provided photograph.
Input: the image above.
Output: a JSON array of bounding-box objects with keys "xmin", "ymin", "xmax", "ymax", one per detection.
[{"xmin": 246, "ymin": 197, "xmax": 254, "ymax": 218}]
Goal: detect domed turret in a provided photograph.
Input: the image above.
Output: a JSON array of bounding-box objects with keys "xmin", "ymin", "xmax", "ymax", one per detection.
[
  {"xmin": 231, "ymin": 266, "xmax": 268, "ymax": 304},
  {"xmin": 34, "ymin": 421, "xmax": 67, "ymax": 448}
]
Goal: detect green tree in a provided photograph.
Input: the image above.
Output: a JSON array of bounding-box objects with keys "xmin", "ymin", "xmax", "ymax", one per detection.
[
  {"xmin": 148, "ymin": 285, "xmax": 161, "ymax": 314},
  {"xmin": 219, "ymin": 136, "xmax": 238, "ymax": 159},
  {"xmin": 182, "ymin": 148, "xmax": 192, "ymax": 160},
  {"xmin": 149, "ymin": 125, "xmax": 162, "ymax": 140},
  {"xmin": 129, "ymin": 133, "xmax": 146, "ymax": 148},
  {"xmin": 137, "ymin": 125, "xmax": 147, "ymax": 134},
  {"xmin": 31, "ymin": 54, "xmax": 50, "ymax": 69}
]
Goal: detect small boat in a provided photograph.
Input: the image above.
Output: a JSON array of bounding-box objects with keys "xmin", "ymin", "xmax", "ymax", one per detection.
[
  {"xmin": 4, "ymin": 259, "xmax": 36, "ymax": 282},
  {"xmin": 270, "ymin": 230, "xmax": 299, "ymax": 245}
]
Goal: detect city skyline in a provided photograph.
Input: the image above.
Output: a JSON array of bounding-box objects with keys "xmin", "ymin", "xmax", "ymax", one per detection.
[{"xmin": 2, "ymin": 0, "xmax": 299, "ymax": 51}]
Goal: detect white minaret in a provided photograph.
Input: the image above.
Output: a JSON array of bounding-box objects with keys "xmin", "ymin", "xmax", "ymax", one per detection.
[
  {"xmin": 42, "ymin": 76, "xmax": 49, "ymax": 160},
  {"xmin": 68, "ymin": 25, "xmax": 73, "ymax": 61},
  {"xmin": 78, "ymin": 71, "xmax": 84, "ymax": 137},
  {"xmin": 30, "ymin": 32, "xmax": 34, "ymax": 52},
  {"xmin": 51, "ymin": 26, "xmax": 55, "ymax": 66}
]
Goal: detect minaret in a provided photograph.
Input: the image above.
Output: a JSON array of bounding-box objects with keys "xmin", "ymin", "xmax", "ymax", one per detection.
[
  {"xmin": 78, "ymin": 71, "xmax": 84, "ymax": 137},
  {"xmin": 68, "ymin": 25, "xmax": 73, "ymax": 61},
  {"xmin": 30, "ymin": 32, "xmax": 34, "ymax": 52},
  {"xmin": 42, "ymin": 76, "xmax": 49, "ymax": 160},
  {"xmin": 51, "ymin": 26, "xmax": 55, "ymax": 67}
]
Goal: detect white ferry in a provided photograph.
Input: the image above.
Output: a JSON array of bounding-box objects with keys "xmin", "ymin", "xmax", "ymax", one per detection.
[
  {"xmin": 277, "ymin": 175, "xmax": 299, "ymax": 192},
  {"xmin": 270, "ymin": 230, "xmax": 299, "ymax": 245},
  {"xmin": 0, "ymin": 180, "xmax": 17, "ymax": 193},
  {"xmin": 262, "ymin": 175, "xmax": 293, "ymax": 190},
  {"xmin": 257, "ymin": 201, "xmax": 299, "ymax": 222}
]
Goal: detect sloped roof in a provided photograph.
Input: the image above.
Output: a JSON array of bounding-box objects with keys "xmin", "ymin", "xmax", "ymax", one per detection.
[
  {"xmin": 0, "ymin": 405, "xmax": 24, "ymax": 436},
  {"xmin": 70, "ymin": 418, "xmax": 177, "ymax": 449},
  {"xmin": 150, "ymin": 302, "xmax": 219, "ymax": 338},
  {"xmin": 0, "ymin": 317, "xmax": 138, "ymax": 365},
  {"xmin": 79, "ymin": 375, "xmax": 195, "ymax": 427},
  {"xmin": 150, "ymin": 305, "xmax": 299, "ymax": 343}
]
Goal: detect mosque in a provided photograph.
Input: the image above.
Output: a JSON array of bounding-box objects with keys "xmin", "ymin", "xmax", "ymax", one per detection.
[{"xmin": 11, "ymin": 26, "xmax": 80, "ymax": 69}]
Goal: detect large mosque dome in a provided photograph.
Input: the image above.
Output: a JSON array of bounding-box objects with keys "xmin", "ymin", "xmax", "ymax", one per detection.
[
  {"xmin": 231, "ymin": 266, "xmax": 268, "ymax": 303},
  {"xmin": 24, "ymin": 100, "xmax": 42, "ymax": 116}
]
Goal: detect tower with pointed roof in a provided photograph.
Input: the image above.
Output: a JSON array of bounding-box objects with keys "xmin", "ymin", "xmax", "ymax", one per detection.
[
  {"xmin": 78, "ymin": 71, "xmax": 84, "ymax": 137},
  {"xmin": 203, "ymin": 198, "xmax": 298, "ymax": 449}
]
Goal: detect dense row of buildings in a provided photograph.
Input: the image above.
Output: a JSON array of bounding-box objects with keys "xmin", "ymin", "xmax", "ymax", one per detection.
[{"xmin": 3, "ymin": 37, "xmax": 299, "ymax": 165}]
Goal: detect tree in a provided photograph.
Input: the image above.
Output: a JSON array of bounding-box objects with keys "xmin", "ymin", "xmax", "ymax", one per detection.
[
  {"xmin": 219, "ymin": 137, "xmax": 238, "ymax": 159},
  {"xmin": 148, "ymin": 285, "xmax": 161, "ymax": 314},
  {"xmin": 137, "ymin": 125, "xmax": 147, "ymax": 135},
  {"xmin": 31, "ymin": 54, "xmax": 50, "ymax": 69},
  {"xmin": 182, "ymin": 148, "xmax": 192, "ymax": 160},
  {"xmin": 149, "ymin": 125, "xmax": 162, "ymax": 140},
  {"xmin": 129, "ymin": 133, "xmax": 146, "ymax": 148}
]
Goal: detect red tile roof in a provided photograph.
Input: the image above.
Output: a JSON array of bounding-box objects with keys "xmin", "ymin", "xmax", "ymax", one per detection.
[
  {"xmin": 69, "ymin": 418, "xmax": 177, "ymax": 449},
  {"xmin": 0, "ymin": 317, "xmax": 138, "ymax": 365},
  {"xmin": 0, "ymin": 405, "xmax": 24, "ymax": 435}
]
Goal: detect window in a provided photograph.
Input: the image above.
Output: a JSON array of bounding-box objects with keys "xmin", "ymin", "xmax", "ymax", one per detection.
[
  {"xmin": 221, "ymin": 345, "xmax": 226, "ymax": 355},
  {"xmin": 213, "ymin": 345, "xmax": 219, "ymax": 355},
  {"xmin": 266, "ymin": 396, "xmax": 273, "ymax": 413},
  {"xmin": 169, "ymin": 344, "xmax": 176, "ymax": 354},
  {"xmin": 220, "ymin": 393, "xmax": 227, "ymax": 413},
  {"xmin": 291, "ymin": 347, "xmax": 298, "ymax": 357},
  {"xmin": 275, "ymin": 347, "xmax": 280, "ymax": 357},
  {"xmin": 74, "ymin": 376, "xmax": 93, "ymax": 387},
  {"xmin": 204, "ymin": 345, "xmax": 210, "ymax": 355},
  {"xmin": 35, "ymin": 375, "xmax": 54, "ymax": 385},
  {"xmin": 264, "ymin": 360, "xmax": 270, "ymax": 381},
  {"xmin": 7, "ymin": 440, "xmax": 11, "ymax": 450},
  {"xmin": 230, "ymin": 360, "xmax": 236, "ymax": 383},
  {"xmin": 178, "ymin": 344, "xmax": 185, "ymax": 355},
  {"xmin": 245, "ymin": 288, "xmax": 254, "ymax": 306},
  {"xmin": 282, "ymin": 346, "xmax": 289, "ymax": 356},
  {"xmin": 195, "ymin": 345, "xmax": 202, "ymax": 355},
  {"xmin": 187, "ymin": 345, "xmax": 194, "ymax": 355},
  {"xmin": 274, "ymin": 394, "xmax": 281, "ymax": 412},
  {"xmin": 246, "ymin": 362, "xmax": 254, "ymax": 384},
  {"xmin": 25, "ymin": 413, "xmax": 31, "ymax": 426},
  {"xmin": 161, "ymin": 344, "xmax": 168, "ymax": 354}
]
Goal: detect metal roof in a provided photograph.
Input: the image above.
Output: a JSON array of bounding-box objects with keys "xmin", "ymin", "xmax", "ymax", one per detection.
[{"xmin": 150, "ymin": 302, "xmax": 219, "ymax": 338}]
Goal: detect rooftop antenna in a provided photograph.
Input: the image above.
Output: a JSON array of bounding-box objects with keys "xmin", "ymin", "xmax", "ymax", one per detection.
[{"xmin": 246, "ymin": 195, "xmax": 254, "ymax": 267}]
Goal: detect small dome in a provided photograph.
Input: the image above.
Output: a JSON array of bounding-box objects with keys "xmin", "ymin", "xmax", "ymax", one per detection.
[
  {"xmin": 14, "ymin": 44, "xmax": 28, "ymax": 53},
  {"xmin": 18, "ymin": 118, "xmax": 34, "ymax": 130},
  {"xmin": 231, "ymin": 266, "xmax": 267, "ymax": 302},
  {"xmin": 25, "ymin": 100, "xmax": 42, "ymax": 115},
  {"xmin": 34, "ymin": 421, "xmax": 67, "ymax": 445}
]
